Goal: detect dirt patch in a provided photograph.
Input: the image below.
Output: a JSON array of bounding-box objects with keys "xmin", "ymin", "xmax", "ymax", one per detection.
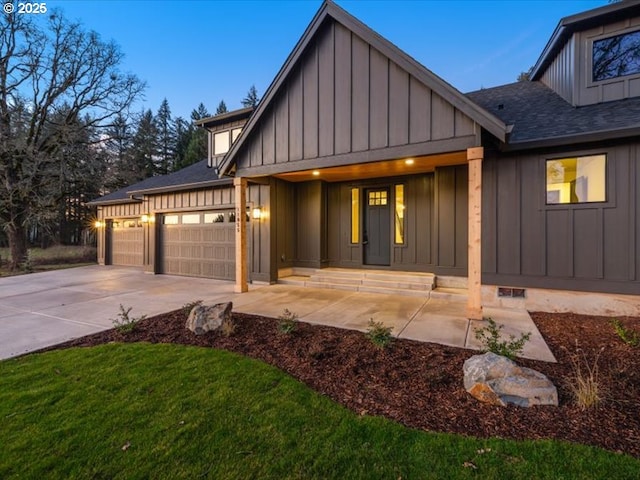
[{"xmin": 48, "ymin": 309, "xmax": 640, "ymax": 457}]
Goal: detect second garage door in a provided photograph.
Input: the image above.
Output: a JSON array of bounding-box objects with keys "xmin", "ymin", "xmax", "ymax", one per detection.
[{"xmin": 160, "ymin": 211, "xmax": 235, "ymax": 280}]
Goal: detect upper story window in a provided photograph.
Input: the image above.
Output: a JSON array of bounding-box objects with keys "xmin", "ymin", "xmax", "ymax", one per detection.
[
  {"xmin": 546, "ymin": 154, "xmax": 606, "ymax": 205},
  {"xmin": 213, "ymin": 127, "xmax": 243, "ymax": 156},
  {"xmin": 592, "ymin": 29, "xmax": 640, "ymax": 82}
]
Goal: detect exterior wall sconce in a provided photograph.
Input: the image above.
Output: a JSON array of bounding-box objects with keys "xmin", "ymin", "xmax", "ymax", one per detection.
[
  {"xmin": 252, "ymin": 206, "xmax": 262, "ymax": 220},
  {"xmin": 141, "ymin": 214, "xmax": 155, "ymax": 224},
  {"xmin": 94, "ymin": 220, "xmax": 103, "ymax": 228}
]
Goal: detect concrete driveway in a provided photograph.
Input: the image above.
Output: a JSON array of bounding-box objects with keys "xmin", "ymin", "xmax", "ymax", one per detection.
[
  {"xmin": 0, "ymin": 265, "xmax": 238, "ymax": 359},
  {"xmin": 0, "ymin": 265, "xmax": 556, "ymax": 362}
]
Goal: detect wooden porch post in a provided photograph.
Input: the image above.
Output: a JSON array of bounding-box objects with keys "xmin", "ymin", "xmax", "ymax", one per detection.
[
  {"xmin": 234, "ymin": 177, "xmax": 248, "ymax": 293},
  {"xmin": 467, "ymin": 147, "xmax": 484, "ymax": 320}
]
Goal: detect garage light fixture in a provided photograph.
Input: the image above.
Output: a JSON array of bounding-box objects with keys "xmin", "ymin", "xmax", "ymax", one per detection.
[
  {"xmin": 252, "ymin": 206, "xmax": 263, "ymax": 220},
  {"xmin": 94, "ymin": 220, "xmax": 103, "ymax": 228},
  {"xmin": 141, "ymin": 214, "xmax": 155, "ymax": 224}
]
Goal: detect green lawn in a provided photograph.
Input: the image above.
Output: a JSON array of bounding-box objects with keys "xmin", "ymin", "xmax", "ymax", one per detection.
[
  {"xmin": 1, "ymin": 344, "xmax": 638, "ymax": 479},
  {"xmin": 0, "ymin": 245, "xmax": 96, "ymax": 276}
]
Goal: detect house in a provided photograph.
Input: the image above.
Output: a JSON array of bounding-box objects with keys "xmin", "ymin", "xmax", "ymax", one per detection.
[{"xmin": 90, "ymin": 0, "xmax": 640, "ymax": 316}]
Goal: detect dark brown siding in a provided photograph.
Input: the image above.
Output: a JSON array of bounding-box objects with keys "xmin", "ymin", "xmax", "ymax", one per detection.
[
  {"xmin": 234, "ymin": 19, "xmax": 477, "ymax": 174},
  {"xmin": 483, "ymin": 141, "xmax": 640, "ymax": 294},
  {"xmin": 324, "ymin": 167, "xmax": 468, "ymax": 275},
  {"xmin": 273, "ymin": 179, "xmax": 296, "ymax": 272}
]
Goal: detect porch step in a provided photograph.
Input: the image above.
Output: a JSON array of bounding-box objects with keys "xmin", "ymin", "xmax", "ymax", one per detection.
[
  {"xmin": 277, "ymin": 268, "xmax": 437, "ymax": 297},
  {"xmin": 430, "ymin": 287, "xmax": 468, "ymax": 301}
]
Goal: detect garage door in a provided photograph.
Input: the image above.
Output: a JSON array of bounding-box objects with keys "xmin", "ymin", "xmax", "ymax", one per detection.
[
  {"xmin": 160, "ymin": 211, "xmax": 236, "ymax": 280},
  {"xmin": 108, "ymin": 218, "xmax": 144, "ymax": 266}
]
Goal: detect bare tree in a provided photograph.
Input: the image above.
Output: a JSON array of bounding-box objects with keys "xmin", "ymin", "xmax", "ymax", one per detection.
[{"xmin": 0, "ymin": 11, "xmax": 145, "ymax": 269}]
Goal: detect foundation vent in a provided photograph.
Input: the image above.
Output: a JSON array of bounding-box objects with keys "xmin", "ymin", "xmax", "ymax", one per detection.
[{"xmin": 498, "ymin": 287, "xmax": 526, "ymax": 298}]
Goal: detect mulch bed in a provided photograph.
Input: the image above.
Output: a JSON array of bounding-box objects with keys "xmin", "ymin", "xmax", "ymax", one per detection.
[{"xmin": 47, "ymin": 308, "xmax": 640, "ymax": 458}]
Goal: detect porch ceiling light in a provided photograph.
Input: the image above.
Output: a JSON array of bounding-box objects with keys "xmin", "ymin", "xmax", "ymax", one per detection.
[
  {"xmin": 252, "ymin": 206, "xmax": 263, "ymax": 220},
  {"xmin": 312, "ymin": 170, "xmax": 320, "ymax": 176},
  {"xmin": 405, "ymin": 159, "xmax": 415, "ymax": 165}
]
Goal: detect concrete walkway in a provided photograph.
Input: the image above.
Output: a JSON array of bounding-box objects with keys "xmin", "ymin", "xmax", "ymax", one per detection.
[{"xmin": 0, "ymin": 266, "xmax": 556, "ymax": 362}]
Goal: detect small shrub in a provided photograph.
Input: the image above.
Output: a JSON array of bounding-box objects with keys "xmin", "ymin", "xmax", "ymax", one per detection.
[
  {"xmin": 365, "ymin": 319, "xmax": 393, "ymax": 349},
  {"xmin": 611, "ymin": 319, "xmax": 639, "ymax": 347},
  {"xmin": 22, "ymin": 250, "xmax": 34, "ymax": 273},
  {"xmin": 220, "ymin": 318, "xmax": 236, "ymax": 337},
  {"xmin": 278, "ymin": 309, "xmax": 298, "ymax": 334},
  {"xmin": 182, "ymin": 299, "xmax": 204, "ymax": 316},
  {"xmin": 112, "ymin": 304, "xmax": 146, "ymax": 334},
  {"xmin": 564, "ymin": 343, "xmax": 606, "ymax": 410},
  {"xmin": 474, "ymin": 317, "xmax": 531, "ymax": 360}
]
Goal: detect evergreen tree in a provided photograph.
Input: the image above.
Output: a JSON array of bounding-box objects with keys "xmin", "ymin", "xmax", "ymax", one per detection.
[
  {"xmin": 174, "ymin": 116, "xmax": 193, "ymax": 171},
  {"xmin": 128, "ymin": 109, "xmax": 158, "ymax": 181},
  {"xmin": 155, "ymin": 99, "xmax": 177, "ymax": 175},
  {"xmin": 104, "ymin": 114, "xmax": 134, "ymax": 191},
  {"xmin": 182, "ymin": 103, "xmax": 210, "ymax": 167},
  {"xmin": 241, "ymin": 85, "xmax": 260, "ymax": 108},
  {"xmin": 216, "ymin": 100, "xmax": 228, "ymax": 115}
]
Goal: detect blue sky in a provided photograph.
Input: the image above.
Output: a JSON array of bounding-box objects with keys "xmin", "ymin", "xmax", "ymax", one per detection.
[{"xmin": 53, "ymin": 0, "xmax": 606, "ymax": 120}]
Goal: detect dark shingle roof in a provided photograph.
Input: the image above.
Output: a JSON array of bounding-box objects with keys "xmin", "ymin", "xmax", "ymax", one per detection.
[
  {"xmin": 88, "ymin": 159, "xmax": 230, "ymax": 205},
  {"xmin": 466, "ymin": 81, "xmax": 640, "ymax": 148}
]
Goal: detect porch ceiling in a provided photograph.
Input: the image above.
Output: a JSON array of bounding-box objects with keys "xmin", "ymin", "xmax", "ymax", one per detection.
[{"xmin": 273, "ymin": 151, "xmax": 467, "ymax": 183}]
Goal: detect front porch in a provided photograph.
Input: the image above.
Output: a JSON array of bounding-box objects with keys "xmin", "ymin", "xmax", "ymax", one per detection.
[{"xmin": 276, "ymin": 267, "xmax": 467, "ymax": 299}]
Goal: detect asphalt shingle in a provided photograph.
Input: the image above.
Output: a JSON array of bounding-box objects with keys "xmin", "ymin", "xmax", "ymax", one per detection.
[{"xmin": 466, "ymin": 81, "xmax": 640, "ymax": 145}]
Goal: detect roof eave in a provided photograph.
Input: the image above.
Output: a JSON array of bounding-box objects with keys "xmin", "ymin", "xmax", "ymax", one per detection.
[
  {"xmin": 194, "ymin": 107, "xmax": 255, "ymax": 129},
  {"xmin": 86, "ymin": 196, "xmax": 143, "ymax": 207},
  {"xmin": 501, "ymin": 125, "xmax": 640, "ymax": 152},
  {"xmin": 127, "ymin": 178, "xmax": 233, "ymax": 196}
]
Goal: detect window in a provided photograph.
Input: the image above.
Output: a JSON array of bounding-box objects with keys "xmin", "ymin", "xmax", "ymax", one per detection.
[
  {"xmin": 163, "ymin": 215, "xmax": 179, "ymax": 225},
  {"xmin": 395, "ymin": 184, "xmax": 405, "ymax": 244},
  {"xmin": 231, "ymin": 127, "xmax": 242, "ymax": 143},
  {"xmin": 546, "ymin": 155, "xmax": 606, "ymax": 204},
  {"xmin": 123, "ymin": 219, "xmax": 139, "ymax": 228},
  {"xmin": 204, "ymin": 212, "xmax": 225, "ymax": 223},
  {"xmin": 214, "ymin": 131, "xmax": 230, "ymax": 155},
  {"xmin": 351, "ymin": 188, "xmax": 359, "ymax": 244},
  {"xmin": 182, "ymin": 214, "xmax": 201, "ymax": 224},
  {"xmin": 593, "ymin": 30, "xmax": 640, "ymax": 82},
  {"xmin": 368, "ymin": 190, "xmax": 387, "ymax": 206}
]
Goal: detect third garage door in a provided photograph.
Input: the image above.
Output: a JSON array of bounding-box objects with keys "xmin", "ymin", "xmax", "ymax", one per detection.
[{"xmin": 160, "ymin": 211, "xmax": 235, "ymax": 280}]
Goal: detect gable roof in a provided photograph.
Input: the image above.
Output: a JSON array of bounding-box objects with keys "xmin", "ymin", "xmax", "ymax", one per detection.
[
  {"xmin": 467, "ymin": 81, "xmax": 640, "ymax": 150},
  {"xmin": 219, "ymin": 0, "xmax": 507, "ymax": 176},
  {"xmin": 88, "ymin": 159, "xmax": 231, "ymax": 206},
  {"xmin": 531, "ymin": 0, "xmax": 640, "ymax": 81}
]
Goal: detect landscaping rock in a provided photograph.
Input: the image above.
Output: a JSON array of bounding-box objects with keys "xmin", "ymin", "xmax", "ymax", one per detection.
[
  {"xmin": 186, "ymin": 302, "xmax": 232, "ymax": 335},
  {"xmin": 463, "ymin": 352, "xmax": 558, "ymax": 407}
]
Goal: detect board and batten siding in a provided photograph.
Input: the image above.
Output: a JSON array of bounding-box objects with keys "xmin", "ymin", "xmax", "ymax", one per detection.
[
  {"xmin": 540, "ymin": 36, "xmax": 576, "ymax": 105},
  {"xmin": 541, "ymin": 14, "xmax": 640, "ymax": 106},
  {"xmin": 235, "ymin": 19, "xmax": 477, "ymax": 175},
  {"xmin": 96, "ymin": 184, "xmax": 271, "ymax": 281},
  {"xmin": 482, "ymin": 141, "xmax": 639, "ymax": 295}
]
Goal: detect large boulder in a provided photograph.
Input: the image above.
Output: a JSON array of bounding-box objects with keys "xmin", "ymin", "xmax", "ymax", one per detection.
[
  {"xmin": 463, "ymin": 352, "xmax": 558, "ymax": 407},
  {"xmin": 186, "ymin": 302, "xmax": 232, "ymax": 335}
]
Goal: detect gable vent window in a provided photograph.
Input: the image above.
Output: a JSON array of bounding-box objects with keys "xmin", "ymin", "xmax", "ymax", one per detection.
[
  {"xmin": 214, "ymin": 131, "xmax": 230, "ymax": 155},
  {"xmin": 546, "ymin": 155, "xmax": 606, "ymax": 204},
  {"xmin": 593, "ymin": 30, "xmax": 640, "ymax": 82}
]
